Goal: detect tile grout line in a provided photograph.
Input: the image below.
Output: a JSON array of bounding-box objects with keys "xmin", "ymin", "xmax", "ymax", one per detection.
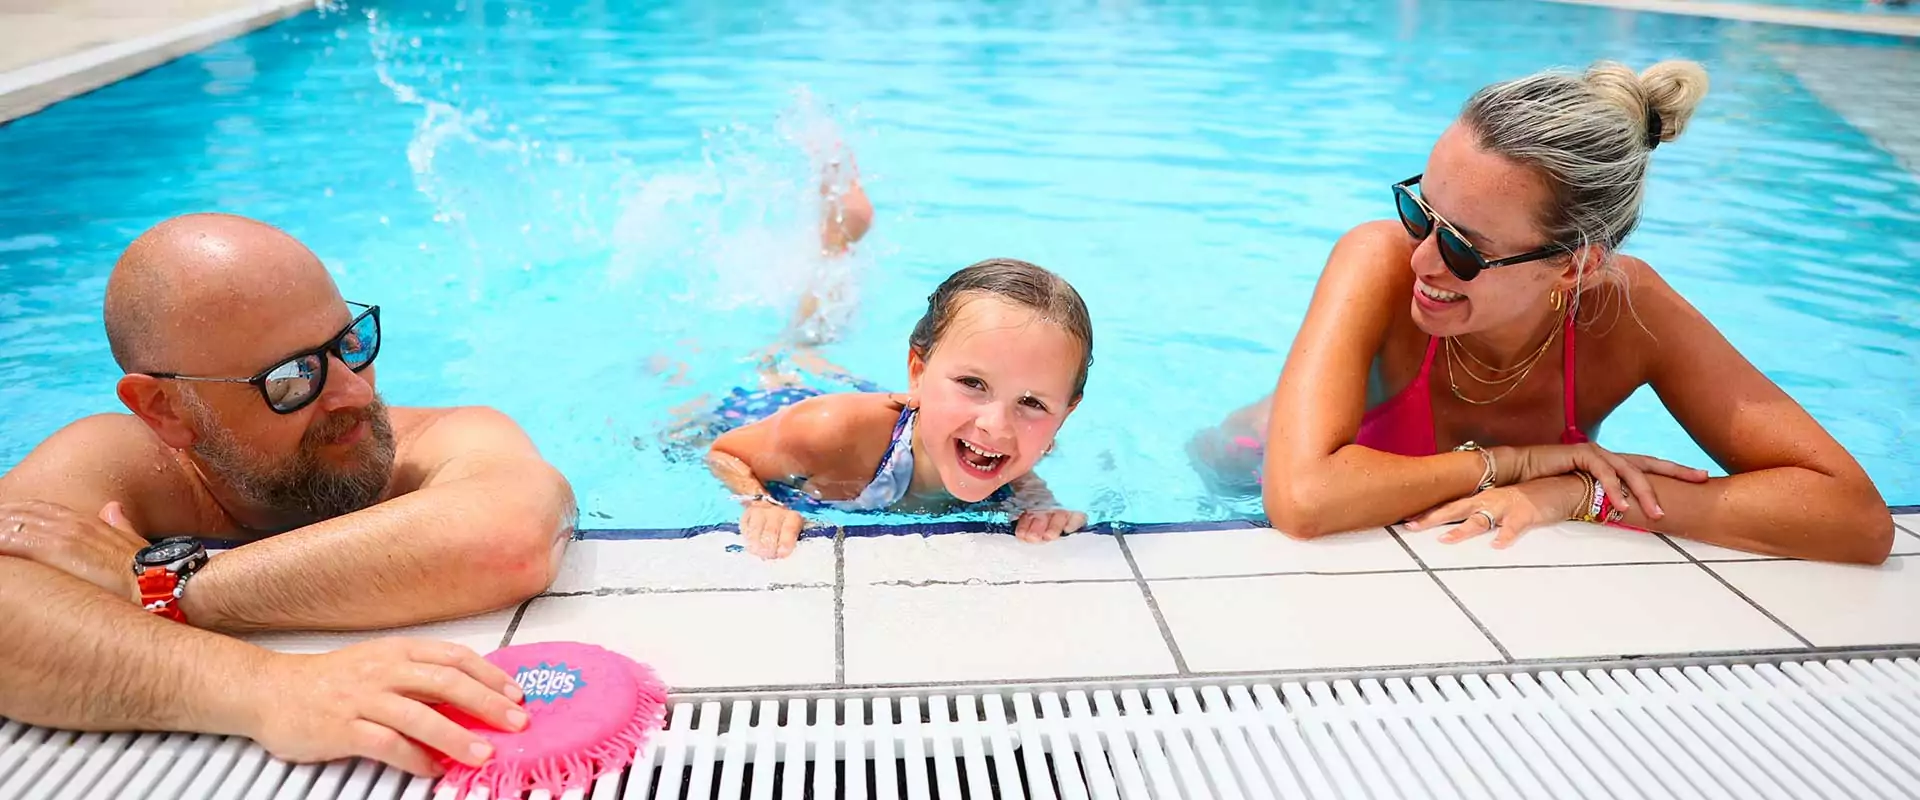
[
  {"xmin": 540, "ymin": 583, "xmax": 835, "ymax": 598},
  {"xmin": 834, "ymin": 525, "xmax": 847, "ymax": 686},
  {"xmin": 499, "ymin": 598, "xmax": 533, "ymax": 649},
  {"xmin": 661, "ymin": 640, "xmax": 1920, "ymax": 695},
  {"xmin": 1658, "ymin": 534, "xmax": 1816, "ymax": 649},
  {"xmin": 1114, "ymin": 530, "xmax": 1190, "ymax": 675},
  {"xmin": 1391, "ymin": 525, "xmax": 1514, "ymax": 663}
]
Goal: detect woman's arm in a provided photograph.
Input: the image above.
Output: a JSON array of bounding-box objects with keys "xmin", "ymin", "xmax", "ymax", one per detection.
[
  {"xmin": 1262, "ymin": 222, "xmax": 1505, "ymax": 537},
  {"xmin": 1621, "ymin": 263, "xmax": 1893, "ymax": 564}
]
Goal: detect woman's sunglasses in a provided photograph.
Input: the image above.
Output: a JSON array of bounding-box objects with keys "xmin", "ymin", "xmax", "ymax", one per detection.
[
  {"xmin": 1394, "ymin": 174, "xmax": 1570, "ymax": 281},
  {"xmin": 146, "ymin": 302, "xmax": 381, "ymax": 414}
]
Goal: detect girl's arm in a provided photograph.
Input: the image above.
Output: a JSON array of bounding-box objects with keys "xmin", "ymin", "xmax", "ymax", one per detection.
[
  {"xmin": 1002, "ymin": 472, "xmax": 1087, "ymax": 543},
  {"xmin": 707, "ymin": 397, "xmax": 854, "ymax": 559}
]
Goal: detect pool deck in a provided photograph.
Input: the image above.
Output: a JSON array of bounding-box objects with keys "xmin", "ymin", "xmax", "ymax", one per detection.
[
  {"xmin": 4, "ymin": 0, "xmax": 1918, "ymax": 126},
  {"xmin": 1546, "ymin": 0, "xmax": 1920, "ymax": 36},
  {"xmin": 241, "ymin": 515, "xmax": 1920, "ymax": 695},
  {"xmin": 0, "ymin": 0, "xmax": 313, "ymax": 123}
]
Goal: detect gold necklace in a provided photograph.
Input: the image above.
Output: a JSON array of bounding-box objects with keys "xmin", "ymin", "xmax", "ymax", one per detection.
[
  {"xmin": 1451, "ymin": 315, "xmax": 1562, "ymax": 379},
  {"xmin": 1444, "ymin": 317, "xmax": 1563, "ymax": 405},
  {"xmin": 1446, "ymin": 340, "xmax": 1547, "ymax": 405}
]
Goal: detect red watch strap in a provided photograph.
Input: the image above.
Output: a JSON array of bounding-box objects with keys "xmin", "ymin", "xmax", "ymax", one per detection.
[{"xmin": 137, "ymin": 566, "xmax": 187, "ymax": 623}]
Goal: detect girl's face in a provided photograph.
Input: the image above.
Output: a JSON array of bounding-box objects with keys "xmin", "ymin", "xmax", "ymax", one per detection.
[{"xmin": 908, "ymin": 296, "xmax": 1084, "ymax": 503}]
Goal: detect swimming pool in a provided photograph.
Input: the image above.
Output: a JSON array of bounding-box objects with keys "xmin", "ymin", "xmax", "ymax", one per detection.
[{"xmin": 1, "ymin": 0, "xmax": 1916, "ymax": 529}]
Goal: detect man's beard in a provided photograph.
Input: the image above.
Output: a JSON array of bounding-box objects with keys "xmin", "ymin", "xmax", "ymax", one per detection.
[{"xmin": 185, "ymin": 394, "xmax": 398, "ymax": 527}]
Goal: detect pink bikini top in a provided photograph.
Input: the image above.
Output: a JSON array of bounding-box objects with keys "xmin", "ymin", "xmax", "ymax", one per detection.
[{"xmin": 1356, "ymin": 314, "xmax": 1588, "ymax": 456}]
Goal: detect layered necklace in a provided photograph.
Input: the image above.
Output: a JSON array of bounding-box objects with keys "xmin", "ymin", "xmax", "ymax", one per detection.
[{"xmin": 1444, "ymin": 310, "xmax": 1566, "ymax": 406}]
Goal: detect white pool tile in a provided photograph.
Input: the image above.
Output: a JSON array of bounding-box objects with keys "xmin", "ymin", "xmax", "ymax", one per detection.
[
  {"xmin": 1668, "ymin": 522, "xmax": 1920, "ymax": 561},
  {"xmin": 241, "ymin": 606, "xmax": 519, "ymax": 655},
  {"xmin": 1401, "ymin": 521, "xmax": 1683, "ymax": 569},
  {"xmin": 548, "ymin": 533, "xmax": 835, "ymax": 593},
  {"xmin": 1125, "ymin": 526, "xmax": 1416, "ymax": 579},
  {"xmin": 1897, "ymin": 514, "xmax": 1919, "ymax": 536},
  {"xmin": 1150, "ymin": 573, "xmax": 1501, "ymax": 672},
  {"xmin": 1709, "ymin": 556, "xmax": 1920, "ymax": 647},
  {"xmin": 843, "ymin": 582, "xmax": 1174, "ymax": 683},
  {"xmin": 512, "ymin": 589, "xmax": 835, "ymax": 689},
  {"xmin": 1438, "ymin": 565, "xmax": 1803, "ymax": 660},
  {"xmin": 843, "ymin": 531, "xmax": 1131, "ymax": 585}
]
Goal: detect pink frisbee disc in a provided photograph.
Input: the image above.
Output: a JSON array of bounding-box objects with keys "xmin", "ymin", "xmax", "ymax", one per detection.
[{"xmin": 435, "ymin": 641, "xmax": 668, "ymax": 798}]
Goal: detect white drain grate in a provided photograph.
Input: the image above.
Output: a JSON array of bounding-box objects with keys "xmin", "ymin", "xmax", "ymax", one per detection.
[{"xmin": 4, "ymin": 656, "xmax": 1919, "ymax": 799}]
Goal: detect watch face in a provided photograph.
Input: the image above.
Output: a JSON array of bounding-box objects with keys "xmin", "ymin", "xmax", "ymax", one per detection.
[{"xmin": 140, "ymin": 539, "xmax": 199, "ymax": 567}]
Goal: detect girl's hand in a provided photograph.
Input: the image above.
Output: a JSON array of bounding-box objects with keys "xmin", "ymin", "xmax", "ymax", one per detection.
[
  {"xmin": 1403, "ymin": 476, "xmax": 1588, "ymax": 549},
  {"xmin": 1014, "ymin": 508, "xmax": 1087, "ymax": 543},
  {"xmin": 1502, "ymin": 443, "xmax": 1707, "ymax": 519},
  {"xmin": 738, "ymin": 501, "xmax": 807, "ymax": 559}
]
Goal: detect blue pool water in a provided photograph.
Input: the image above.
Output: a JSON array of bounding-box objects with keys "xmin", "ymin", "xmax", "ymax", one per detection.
[{"xmin": 1, "ymin": 0, "xmax": 1917, "ymax": 529}]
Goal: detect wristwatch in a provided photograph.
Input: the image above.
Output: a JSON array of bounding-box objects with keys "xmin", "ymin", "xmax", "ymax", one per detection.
[{"xmin": 133, "ymin": 536, "xmax": 208, "ymax": 624}]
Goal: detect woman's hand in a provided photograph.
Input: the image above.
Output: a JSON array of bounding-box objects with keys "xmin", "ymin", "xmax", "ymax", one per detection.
[
  {"xmin": 1014, "ymin": 508, "xmax": 1087, "ymax": 543},
  {"xmin": 738, "ymin": 501, "xmax": 808, "ymax": 559},
  {"xmin": 1404, "ymin": 476, "xmax": 1590, "ymax": 549},
  {"xmin": 1499, "ymin": 443, "xmax": 1708, "ymax": 519}
]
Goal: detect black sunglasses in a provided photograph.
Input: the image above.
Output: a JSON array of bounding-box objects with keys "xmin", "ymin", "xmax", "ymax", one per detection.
[
  {"xmin": 146, "ymin": 302, "xmax": 382, "ymax": 414},
  {"xmin": 1394, "ymin": 174, "xmax": 1570, "ymax": 281}
]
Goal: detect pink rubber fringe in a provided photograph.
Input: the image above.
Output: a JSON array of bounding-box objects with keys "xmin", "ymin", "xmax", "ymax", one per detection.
[{"xmin": 439, "ymin": 660, "xmax": 671, "ymax": 799}]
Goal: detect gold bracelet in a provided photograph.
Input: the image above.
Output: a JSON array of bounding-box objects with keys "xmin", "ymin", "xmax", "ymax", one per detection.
[{"xmin": 1573, "ymin": 471, "xmax": 1600, "ymax": 522}]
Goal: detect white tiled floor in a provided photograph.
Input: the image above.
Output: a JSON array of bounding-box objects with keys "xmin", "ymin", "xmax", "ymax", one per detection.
[
  {"xmin": 1125, "ymin": 527, "xmax": 1417, "ymax": 579},
  {"xmin": 1150, "ymin": 573, "xmax": 1502, "ymax": 672},
  {"xmin": 548, "ymin": 534, "xmax": 834, "ymax": 593},
  {"xmin": 1709, "ymin": 556, "xmax": 1920, "ymax": 647},
  {"xmin": 232, "ymin": 518, "xmax": 1920, "ymax": 692},
  {"xmin": 1399, "ymin": 521, "xmax": 1685, "ymax": 569},
  {"xmin": 1437, "ymin": 565, "xmax": 1805, "ymax": 660},
  {"xmin": 242, "ymin": 606, "xmax": 519, "ymax": 655},
  {"xmin": 843, "ymin": 531, "xmax": 1131, "ymax": 585},
  {"xmin": 842, "ymin": 582, "xmax": 1174, "ymax": 683},
  {"xmin": 512, "ymin": 590, "xmax": 837, "ymax": 690},
  {"xmin": 1670, "ymin": 523, "xmax": 1920, "ymax": 561}
]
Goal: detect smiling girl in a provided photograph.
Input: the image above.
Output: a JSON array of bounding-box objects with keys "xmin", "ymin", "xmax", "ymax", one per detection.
[{"xmin": 705, "ymin": 259, "xmax": 1094, "ymax": 558}]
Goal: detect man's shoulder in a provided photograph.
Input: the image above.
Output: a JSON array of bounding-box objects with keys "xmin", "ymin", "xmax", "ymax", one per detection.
[
  {"xmin": 0, "ymin": 413, "xmax": 185, "ymax": 509},
  {"xmin": 28, "ymin": 413, "xmax": 171, "ymax": 464},
  {"xmin": 389, "ymin": 405, "xmax": 546, "ymax": 472},
  {"xmin": 392, "ymin": 405, "xmax": 532, "ymax": 445}
]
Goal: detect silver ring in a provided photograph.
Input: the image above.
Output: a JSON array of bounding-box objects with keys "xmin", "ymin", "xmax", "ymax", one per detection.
[{"xmin": 1471, "ymin": 509, "xmax": 1497, "ymax": 528}]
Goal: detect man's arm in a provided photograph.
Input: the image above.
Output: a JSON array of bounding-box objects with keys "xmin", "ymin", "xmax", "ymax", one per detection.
[
  {"xmin": 180, "ymin": 407, "xmax": 576, "ymax": 633},
  {"xmin": 0, "ymin": 555, "xmax": 258, "ymax": 733},
  {"xmin": 0, "ymin": 554, "xmax": 533, "ymax": 776}
]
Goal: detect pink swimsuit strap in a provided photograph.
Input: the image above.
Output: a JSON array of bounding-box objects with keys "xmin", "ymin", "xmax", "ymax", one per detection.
[{"xmin": 1355, "ymin": 314, "xmax": 1584, "ymax": 457}]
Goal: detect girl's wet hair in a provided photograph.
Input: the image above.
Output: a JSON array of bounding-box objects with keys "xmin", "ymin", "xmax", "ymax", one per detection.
[{"xmin": 909, "ymin": 258, "xmax": 1094, "ymax": 402}]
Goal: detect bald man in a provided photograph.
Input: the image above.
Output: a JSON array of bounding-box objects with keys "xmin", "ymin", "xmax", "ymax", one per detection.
[{"xmin": 0, "ymin": 213, "xmax": 575, "ymax": 777}]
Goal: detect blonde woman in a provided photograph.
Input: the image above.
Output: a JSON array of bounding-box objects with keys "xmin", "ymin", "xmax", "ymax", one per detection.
[{"xmin": 1214, "ymin": 60, "xmax": 1893, "ymax": 563}]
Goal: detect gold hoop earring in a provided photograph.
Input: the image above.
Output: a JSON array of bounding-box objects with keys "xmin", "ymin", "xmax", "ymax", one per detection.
[{"xmin": 1549, "ymin": 290, "xmax": 1564, "ymax": 311}]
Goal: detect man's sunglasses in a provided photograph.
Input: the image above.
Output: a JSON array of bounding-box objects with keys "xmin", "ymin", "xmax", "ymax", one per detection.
[
  {"xmin": 145, "ymin": 302, "xmax": 381, "ymax": 414},
  {"xmin": 1394, "ymin": 174, "xmax": 1570, "ymax": 282}
]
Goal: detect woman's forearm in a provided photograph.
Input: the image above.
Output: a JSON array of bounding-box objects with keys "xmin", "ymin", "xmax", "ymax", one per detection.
[
  {"xmin": 1263, "ymin": 445, "xmax": 1496, "ymax": 537},
  {"xmin": 1611, "ymin": 469, "xmax": 1892, "ymax": 564}
]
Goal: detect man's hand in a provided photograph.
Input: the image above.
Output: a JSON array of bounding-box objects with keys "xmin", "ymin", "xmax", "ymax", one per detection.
[
  {"xmin": 0, "ymin": 500, "xmax": 144, "ymax": 603},
  {"xmin": 239, "ymin": 638, "xmax": 531, "ymax": 776}
]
